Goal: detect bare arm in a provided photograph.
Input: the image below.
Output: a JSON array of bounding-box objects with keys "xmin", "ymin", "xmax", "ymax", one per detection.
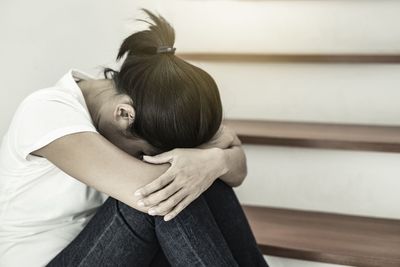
[
  {"xmin": 134, "ymin": 125, "xmax": 248, "ymax": 220},
  {"xmin": 197, "ymin": 124, "xmax": 247, "ymax": 187},
  {"xmin": 218, "ymin": 134, "xmax": 247, "ymax": 187},
  {"xmin": 33, "ymin": 132, "xmax": 169, "ymax": 213}
]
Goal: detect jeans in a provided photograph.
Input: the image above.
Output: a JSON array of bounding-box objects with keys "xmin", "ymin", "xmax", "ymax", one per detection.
[{"xmin": 46, "ymin": 180, "xmax": 268, "ymax": 267}]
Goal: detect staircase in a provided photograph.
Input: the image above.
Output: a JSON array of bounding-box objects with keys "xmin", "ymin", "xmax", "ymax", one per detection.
[
  {"xmin": 225, "ymin": 119, "xmax": 400, "ymax": 267},
  {"xmin": 171, "ymin": 2, "xmax": 400, "ymax": 265}
]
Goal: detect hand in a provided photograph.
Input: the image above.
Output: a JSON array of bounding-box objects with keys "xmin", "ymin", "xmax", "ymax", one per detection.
[
  {"xmin": 197, "ymin": 124, "xmax": 237, "ymax": 150},
  {"xmin": 134, "ymin": 148, "xmax": 228, "ymax": 221}
]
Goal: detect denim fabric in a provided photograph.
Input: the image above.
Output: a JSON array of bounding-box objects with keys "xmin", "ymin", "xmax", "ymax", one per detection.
[{"xmin": 46, "ymin": 180, "xmax": 268, "ymax": 267}]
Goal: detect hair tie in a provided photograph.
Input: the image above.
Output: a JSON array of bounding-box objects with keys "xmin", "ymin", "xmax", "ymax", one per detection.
[{"xmin": 157, "ymin": 46, "xmax": 176, "ymax": 54}]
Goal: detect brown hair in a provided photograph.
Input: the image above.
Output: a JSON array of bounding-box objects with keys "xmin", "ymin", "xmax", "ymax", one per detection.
[{"xmin": 104, "ymin": 9, "xmax": 222, "ymax": 151}]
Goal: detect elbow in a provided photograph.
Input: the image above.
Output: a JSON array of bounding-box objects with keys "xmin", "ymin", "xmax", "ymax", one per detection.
[
  {"xmin": 232, "ymin": 152, "xmax": 247, "ymax": 187},
  {"xmin": 221, "ymin": 144, "xmax": 248, "ymax": 187},
  {"xmin": 230, "ymin": 179, "xmax": 244, "ymax": 188},
  {"xmin": 237, "ymin": 166, "xmax": 248, "ymax": 187},
  {"xmin": 229, "ymin": 174, "xmax": 246, "ymax": 188},
  {"xmin": 231, "ymin": 159, "xmax": 247, "ymax": 188},
  {"xmin": 222, "ymin": 167, "xmax": 247, "ymax": 188}
]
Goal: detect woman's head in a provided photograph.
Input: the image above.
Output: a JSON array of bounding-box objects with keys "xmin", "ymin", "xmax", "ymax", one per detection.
[{"xmin": 105, "ymin": 9, "xmax": 222, "ymax": 152}]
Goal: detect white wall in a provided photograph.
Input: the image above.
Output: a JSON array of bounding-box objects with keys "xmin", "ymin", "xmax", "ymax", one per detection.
[
  {"xmin": 0, "ymin": 0, "xmax": 160, "ymax": 137},
  {"xmin": 237, "ymin": 145, "xmax": 400, "ymax": 219},
  {"xmin": 161, "ymin": 0, "xmax": 400, "ymax": 54},
  {"xmin": 190, "ymin": 61, "xmax": 400, "ymax": 125}
]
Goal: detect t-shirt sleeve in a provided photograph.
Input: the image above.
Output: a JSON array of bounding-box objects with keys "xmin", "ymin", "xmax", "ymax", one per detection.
[{"xmin": 10, "ymin": 91, "xmax": 98, "ymax": 161}]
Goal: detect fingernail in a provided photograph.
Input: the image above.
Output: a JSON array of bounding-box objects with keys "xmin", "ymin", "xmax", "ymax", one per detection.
[
  {"xmin": 134, "ymin": 190, "xmax": 142, "ymax": 197},
  {"xmin": 148, "ymin": 209, "xmax": 157, "ymax": 216},
  {"xmin": 138, "ymin": 200, "xmax": 145, "ymax": 207},
  {"xmin": 164, "ymin": 215, "xmax": 172, "ymax": 221}
]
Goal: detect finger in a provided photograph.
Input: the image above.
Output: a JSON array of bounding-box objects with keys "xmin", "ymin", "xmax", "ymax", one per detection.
[
  {"xmin": 134, "ymin": 170, "xmax": 175, "ymax": 198},
  {"xmin": 163, "ymin": 194, "xmax": 195, "ymax": 221},
  {"xmin": 148, "ymin": 189, "xmax": 188, "ymax": 216},
  {"xmin": 139, "ymin": 181, "xmax": 182, "ymax": 208},
  {"xmin": 143, "ymin": 153, "xmax": 173, "ymax": 165}
]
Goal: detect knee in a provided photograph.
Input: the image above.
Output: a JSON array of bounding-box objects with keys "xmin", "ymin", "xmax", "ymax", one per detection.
[
  {"xmin": 115, "ymin": 198, "xmax": 155, "ymax": 226},
  {"xmin": 153, "ymin": 194, "xmax": 210, "ymax": 227},
  {"xmin": 203, "ymin": 179, "xmax": 239, "ymax": 205},
  {"xmin": 207, "ymin": 179, "xmax": 234, "ymax": 194},
  {"xmin": 153, "ymin": 180, "xmax": 235, "ymax": 225}
]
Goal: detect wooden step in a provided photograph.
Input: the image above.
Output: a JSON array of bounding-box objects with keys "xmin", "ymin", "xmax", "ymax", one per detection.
[
  {"xmin": 179, "ymin": 53, "xmax": 400, "ymax": 64},
  {"xmin": 242, "ymin": 205, "xmax": 400, "ymax": 267},
  {"xmin": 224, "ymin": 119, "xmax": 400, "ymax": 153}
]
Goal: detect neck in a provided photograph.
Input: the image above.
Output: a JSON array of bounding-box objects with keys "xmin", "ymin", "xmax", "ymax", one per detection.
[{"xmin": 78, "ymin": 79, "xmax": 116, "ymax": 130}]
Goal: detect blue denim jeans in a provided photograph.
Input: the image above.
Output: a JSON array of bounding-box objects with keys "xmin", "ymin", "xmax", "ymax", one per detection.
[{"xmin": 46, "ymin": 180, "xmax": 268, "ymax": 267}]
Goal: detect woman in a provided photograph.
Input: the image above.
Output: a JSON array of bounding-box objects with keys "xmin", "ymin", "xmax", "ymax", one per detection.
[{"xmin": 0, "ymin": 9, "xmax": 268, "ymax": 267}]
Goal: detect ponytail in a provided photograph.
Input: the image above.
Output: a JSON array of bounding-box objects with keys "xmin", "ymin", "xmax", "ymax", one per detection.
[
  {"xmin": 105, "ymin": 9, "xmax": 223, "ymax": 152},
  {"xmin": 117, "ymin": 9, "xmax": 175, "ymax": 58}
]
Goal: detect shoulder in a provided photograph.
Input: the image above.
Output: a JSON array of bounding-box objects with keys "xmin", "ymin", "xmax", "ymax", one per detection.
[
  {"xmin": 20, "ymin": 86, "xmax": 79, "ymax": 108},
  {"xmin": 7, "ymin": 86, "xmax": 97, "ymax": 161},
  {"xmin": 14, "ymin": 85, "xmax": 91, "ymax": 124}
]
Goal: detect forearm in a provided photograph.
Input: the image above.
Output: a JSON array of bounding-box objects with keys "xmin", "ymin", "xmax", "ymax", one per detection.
[
  {"xmin": 85, "ymin": 156, "xmax": 169, "ymax": 213},
  {"xmin": 218, "ymin": 144, "xmax": 247, "ymax": 187},
  {"xmin": 199, "ymin": 126, "xmax": 248, "ymax": 187},
  {"xmin": 34, "ymin": 132, "xmax": 169, "ymax": 213},
  {"xmin": 133, "ymin": 130, "xmax": 247, "ymax": 220}
]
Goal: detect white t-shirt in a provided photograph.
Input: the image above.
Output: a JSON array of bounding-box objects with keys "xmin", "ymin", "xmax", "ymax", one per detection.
[{"xmin": 0, "ymin": 69, "xmax": 108, "ymax": 267}]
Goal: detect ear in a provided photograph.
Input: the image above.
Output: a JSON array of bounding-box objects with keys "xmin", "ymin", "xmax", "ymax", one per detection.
[{"xmin": 113, "ymin": 104, "xmax": 135, "ymax": 131}]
